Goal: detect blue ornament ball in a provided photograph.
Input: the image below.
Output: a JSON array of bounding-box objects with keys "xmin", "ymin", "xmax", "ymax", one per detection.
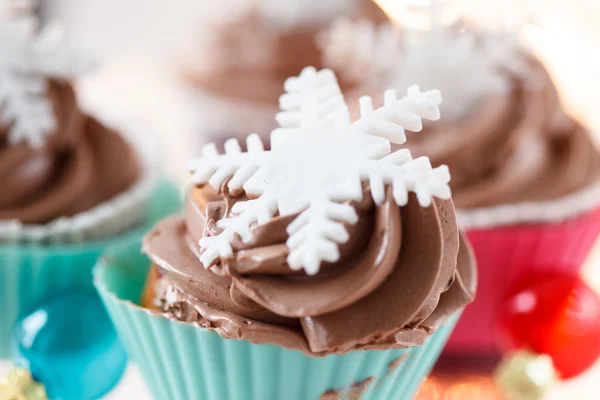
[{"xmin": 12, "ymin": 290, "xmax": 127, "ymax": 400}]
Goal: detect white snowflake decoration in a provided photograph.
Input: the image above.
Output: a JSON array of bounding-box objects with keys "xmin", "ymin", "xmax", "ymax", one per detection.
[
  {"xmin": 318, "ymin": 18, "xmax": 403, "ymax": 85},
  {"xmin": 0, "ymin": 20, "xmax": 93, "ymax": 148},
  {"xmin": 318, "ymin": 0, "xmax": 530, "ymax": 120},
  {"xmin": 189, "ymin": 66, "xmax": 450, "ymax": 275}
]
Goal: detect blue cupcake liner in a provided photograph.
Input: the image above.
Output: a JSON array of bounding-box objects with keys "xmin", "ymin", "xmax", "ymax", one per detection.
[
  {"xmin": 95, "ymin": 238, "xmax": 461, "ymax": 400},
  {"xmin": 0, "ymin": 180, "xmax": 181, "ymax": 358}
]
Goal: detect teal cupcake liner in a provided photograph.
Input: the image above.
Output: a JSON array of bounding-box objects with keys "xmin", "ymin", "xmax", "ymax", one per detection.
[
  {"xmin": 95, "ymin": 239, "xmax": 461, "ymax": 400},
  {"xmin": 0, "ymin": 180, "xmax": 181, "ymax": 358}
]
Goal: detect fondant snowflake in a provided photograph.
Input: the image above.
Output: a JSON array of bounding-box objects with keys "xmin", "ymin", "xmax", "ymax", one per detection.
[
  {"xmin": 319, "ymin": 0, "xmax": 530, "ymax": 120},
  {"xmin": 0, "ymin": 20, "xmax": 92, "ymax": 148},
  {"xmin": 189, "ymin": 66, "xmax": 450, "ymax": 275}
]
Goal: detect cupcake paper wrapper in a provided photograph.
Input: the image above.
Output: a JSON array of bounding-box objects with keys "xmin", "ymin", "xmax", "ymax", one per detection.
[
  {"xmin": 447, "ymin": 206, "xmax": 600, "ymax": 353},
  {"xmin": 0, "ymin": 180, "xmax": 180, "ymax": 358},
  {"xmin": 95, "ymin": 239, "xmax": 461, "ymax": 400},
  {"xmin": 0, "ymin": 177, "xmax": 156, "ymax": 243}
]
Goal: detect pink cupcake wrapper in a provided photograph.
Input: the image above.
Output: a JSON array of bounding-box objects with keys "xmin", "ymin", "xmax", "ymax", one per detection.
[{"xmin": 446, "ymin": 206, "xmax": 600, "ymax": 353}]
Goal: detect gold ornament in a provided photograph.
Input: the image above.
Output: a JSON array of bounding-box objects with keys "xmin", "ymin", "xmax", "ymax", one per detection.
[
  {"xmin": 0, "ymin": 368, "xmax": 47, "ymax": 400},
  {"xmin": 495, "ymin": 350, "xmax": 558, "ymax": 400}
]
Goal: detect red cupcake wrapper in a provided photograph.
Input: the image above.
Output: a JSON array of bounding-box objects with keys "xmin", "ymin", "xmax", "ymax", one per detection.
[{"xmin": 446, "ymin": 206, "xmax": 600, "ymax": 354}]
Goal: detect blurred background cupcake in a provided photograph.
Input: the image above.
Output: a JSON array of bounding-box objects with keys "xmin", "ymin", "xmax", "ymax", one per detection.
[
  {"xmin": 179, "ymin": 0, "xmax": 389, "ymax": 145},
  {"xmin": 0, "ymin": 11, "xmax": 179, "ymax": 357},
  {"xmin": 95, "ymin": 67, "xmax": 476, "ymax": 400},
  {"xmin": 38, "ymin": 0, "xmax": 390, "ymax": 178},
  {"xmin": 318, "ymin": 0, "xmax": 600, "ymax": 354}
]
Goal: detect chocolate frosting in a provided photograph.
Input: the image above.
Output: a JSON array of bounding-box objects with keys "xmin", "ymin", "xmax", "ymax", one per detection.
[
  {"xmin": 143, "ymin": 183, "xmax": 476, "ymax": 356},
  {"xmin": 189, "ymin": 0, "xmax": 388, "ymax": 105},
  {"xmin": 396, "ymin": 60, "xmax": 600, "ymax": 209},
  {"xmin": 0, "ymin": 80, "xmax": 140, "ymax": 224}
]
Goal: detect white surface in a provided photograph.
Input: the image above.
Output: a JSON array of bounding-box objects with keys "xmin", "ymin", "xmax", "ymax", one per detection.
[
  {"xmin": 102, "ymin": 366, "xmax": 152, "ymax": 400},
  {"xmin": 0, "ymin": 361, "xmax": 152, "ymax": 399}
]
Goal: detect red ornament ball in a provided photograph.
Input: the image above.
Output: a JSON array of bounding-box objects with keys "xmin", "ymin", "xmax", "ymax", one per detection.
[{"xmin": 499, "ymin": 272, "xmax": 600, "ymax": 379}]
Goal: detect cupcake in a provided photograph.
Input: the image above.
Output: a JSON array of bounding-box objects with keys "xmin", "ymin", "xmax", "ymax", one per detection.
[
  {"xmin": 318, "ymin": 5, "xmax": 600, "ymax": 353},
  {"xmin": 0, "ymin": 21, "xmax": 179, "ymax": 356},
  {"xmin": 95, "ymin": 66, "xmax": 476, "ymax": 400},
  {"xmin": 181, "ymin": 0, "xmax": 389, "ymax": 145}
]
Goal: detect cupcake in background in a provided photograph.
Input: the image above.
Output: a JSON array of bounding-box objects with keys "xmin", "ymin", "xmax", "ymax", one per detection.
[
  {"xmin": 318, "ymin": 1, "xmax": 600, "ymax": 353},
  {"xmin": 0, "ymin": 19, "xmax": 179, "ymax": 356},
  {"xmin": 181, "ymin": 0, "xmax": 388, "ymax": 145},
  {"xmin": 95, "ymin": 66, "xmax": 476, "ymax": 400}
]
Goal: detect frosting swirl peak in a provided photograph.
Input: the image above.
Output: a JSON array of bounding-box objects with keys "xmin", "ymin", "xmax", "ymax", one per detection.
[{"xmin": 409, "ymin": 60, "xmax": 600, "ymax": 210}]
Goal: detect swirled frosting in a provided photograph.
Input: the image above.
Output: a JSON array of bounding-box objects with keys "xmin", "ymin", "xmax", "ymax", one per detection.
[
  {"xmin": 143, "ymin": 182, "xmax": 476, "ymax": 356},
  {"xmin": 0, "ymin": 80, "xmax": 140, "ymax": 224},
  {"xmin": 188, "ymin": 0, "xmax": 388, "ymax": 105},
  {"xmin": 401, "ymin": 60, "xmax": 600, "ymax": 209}
]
